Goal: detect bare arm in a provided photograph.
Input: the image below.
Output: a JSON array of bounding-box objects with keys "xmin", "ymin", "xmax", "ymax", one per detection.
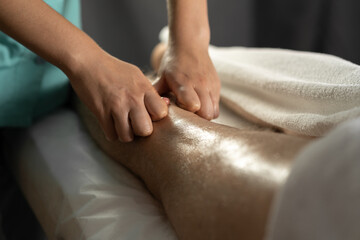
[
  {"xmin": 154, "ymin": 0, "xmax": 221, "ymax": 120},
  {"xmin": 0, "ymin": 0, "xmax": 168, "ymax": 142},
  {"xmin": 167, "ymin": 0, "xmax": 210, "ymax": 48}
]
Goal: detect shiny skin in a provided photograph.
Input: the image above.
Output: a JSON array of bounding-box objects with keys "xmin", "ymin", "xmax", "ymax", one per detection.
[{"xmin": 76, "ymin": 98, "xmax": 311, "ymax": 240}]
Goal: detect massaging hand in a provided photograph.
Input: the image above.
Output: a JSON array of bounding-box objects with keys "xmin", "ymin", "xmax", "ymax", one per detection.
[
  {"xmin": 70, "ymin": 50, "xmax": 168, "ymax": 142},
  {"xmin": 154, "ymin": 46, "xmax": 220, "ymax": 120}
]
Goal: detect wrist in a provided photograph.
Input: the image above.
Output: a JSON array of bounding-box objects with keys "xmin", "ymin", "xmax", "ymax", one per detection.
[
  {"xmin": 169, "ymin": 26, "xmax": 210, "ymax": 51},
  {"xmin": 61, "ymin": 38, "xmax": 105, "ymax": 78},
  {"xmin": 168, "ymin": 38, "xmax": 210, "ymax": 57},
  {"xmin": 167, "ymin": 0, "xmax": 211, "ymax": 51}
]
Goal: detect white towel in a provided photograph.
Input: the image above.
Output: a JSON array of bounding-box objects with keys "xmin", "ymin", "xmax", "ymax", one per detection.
[
  {"xmin": 266, "ymin": 117, "xmax": 360, "ymax": 240},
  {"xmin": 160, "ymin": 27, "xmax": 360, "ymax": 136},
  {"xmin": 210, "ymin": 46, "xmax": 360, "ymax": 136}
]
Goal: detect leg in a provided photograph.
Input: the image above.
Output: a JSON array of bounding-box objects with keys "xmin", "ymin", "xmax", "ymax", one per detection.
[{"xmin": 75, "ymin": 99, "xmax": 310, "ymax": 240}]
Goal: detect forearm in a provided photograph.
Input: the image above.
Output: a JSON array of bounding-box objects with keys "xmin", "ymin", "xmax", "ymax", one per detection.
[
  {"xmin": 167, "ymin": 0, "xmax": 210, "ymax": 50},
  {"xmin": 158, "ymin": 0, "xmax": 220, "ymax": 121},
  {"xmin": 0, "ymin": 0, "xmax": 169, "ymax": 142},
  {"xmin": 0, "ymin": 0, "xmax": 100, "ymax": 75}
]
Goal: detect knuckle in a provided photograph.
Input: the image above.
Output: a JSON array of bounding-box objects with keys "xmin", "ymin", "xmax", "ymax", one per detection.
[
  {"xmin": 111, "ymin": 100, "xmax": 123, "ymax": 110},
  {"xmin": 177, "ymin": 84, "xmax": 190, "ymax": 94},
  {"xmin": 106, "ymin": 94, "xmax": 124, "ymax": 109},
  {"xmin": 197, "ymin": 76, "xmax": 207, "ymax": 85},
  {"xmin": 177, "ymin": 71, "xmax": 191, "ymax": 80},
  {"xmin": 172, "ymin": 72, "xmax": 190, "ymax": 85},
  {"xmin": 128, "ymin": 95, "xmax": 143, "ymax": 107}
]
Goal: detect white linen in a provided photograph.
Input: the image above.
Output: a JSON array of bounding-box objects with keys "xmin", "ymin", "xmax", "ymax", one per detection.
[
  {"xmin": 211, "ymin": 47, "xmax": 360, "ymax": 137},
  {"xmin": 161, "ymin": 27, "xmax": 360, "ymax": 137},
  {"xmin": 266, "ymin": 117, "xmax": 360, "ymax": 240}
]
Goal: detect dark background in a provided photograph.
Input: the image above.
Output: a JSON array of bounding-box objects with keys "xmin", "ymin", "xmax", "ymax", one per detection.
[
  {"xmin": 81, "ymin": 0, "xmax": 254, "ymax": 68},
  {"xmin": 81, "ymin": 0, "xmax": 359, "ymax": 68}
]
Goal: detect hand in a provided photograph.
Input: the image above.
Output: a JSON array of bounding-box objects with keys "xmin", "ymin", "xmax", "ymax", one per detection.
[
  {"xmin": 69, "ymin": 49, "xmax": 168, "ymax": 142},
  {"xmin": 154, "ymin": 45, "xmax": 220, "ymax": 120}
]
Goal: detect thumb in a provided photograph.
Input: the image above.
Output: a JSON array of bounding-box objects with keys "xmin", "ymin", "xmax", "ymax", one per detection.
[{"xmin": 152, "ymin": 75, "xmax": 169, "ymax": 95}]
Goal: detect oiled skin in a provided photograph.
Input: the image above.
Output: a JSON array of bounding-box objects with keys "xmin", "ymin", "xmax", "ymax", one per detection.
[{"xmin": 75, "ymin": 99, "xmax": 311, "ymax": 240}]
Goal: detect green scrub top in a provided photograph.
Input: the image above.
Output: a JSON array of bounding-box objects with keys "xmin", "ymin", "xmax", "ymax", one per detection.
[{"xmin": 0, "ymin": 0, "xmax": 81, "ymax": 127}]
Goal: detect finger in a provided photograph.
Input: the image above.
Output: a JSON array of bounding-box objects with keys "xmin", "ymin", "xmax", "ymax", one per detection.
[
  {"xmin": 144, "ymin": 91, "xmax": 168, "ymax": 121},
  {"xmin": 153, "ymin": 76, "xmax": 169, "ymax": 95},
  {"xmin": 210, "ymin": 91, "xmax": 220, "ymax": 119},
  {"xmin": 173, "ymin": 84, "xmax": 201, "ymax": 112},
  {"xmin": 129, "ymin": 104, "xmax": 153, "ymax": 137},
  {"xmin": 195, "ymin": 88, "xmax": 214, "ymax": 120},
  {"xmin": 112, "ymin": 110, "xmax": 134, "ymax": 143},
  {"xmin": 98, "ymin": 113, "xmax": 118, "ymax": 142}
]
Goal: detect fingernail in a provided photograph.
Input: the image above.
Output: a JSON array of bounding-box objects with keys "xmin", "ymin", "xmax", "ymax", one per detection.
[{"xmin": 162, "ymin": 97, "xmax": 170, "ymax": 105}]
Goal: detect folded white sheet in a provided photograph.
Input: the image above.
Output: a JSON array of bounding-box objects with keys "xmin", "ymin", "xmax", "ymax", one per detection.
[
  {"xmin": 210, "ymin": 47, "xmax": 360, "ymax": 136},
  {"xmin": 266, "ymin": 117, "xmax": 360, "ymax": 239},
  {"xmin": 161, "ymin": 27, "xmax": 360, "ymax": 137}
]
